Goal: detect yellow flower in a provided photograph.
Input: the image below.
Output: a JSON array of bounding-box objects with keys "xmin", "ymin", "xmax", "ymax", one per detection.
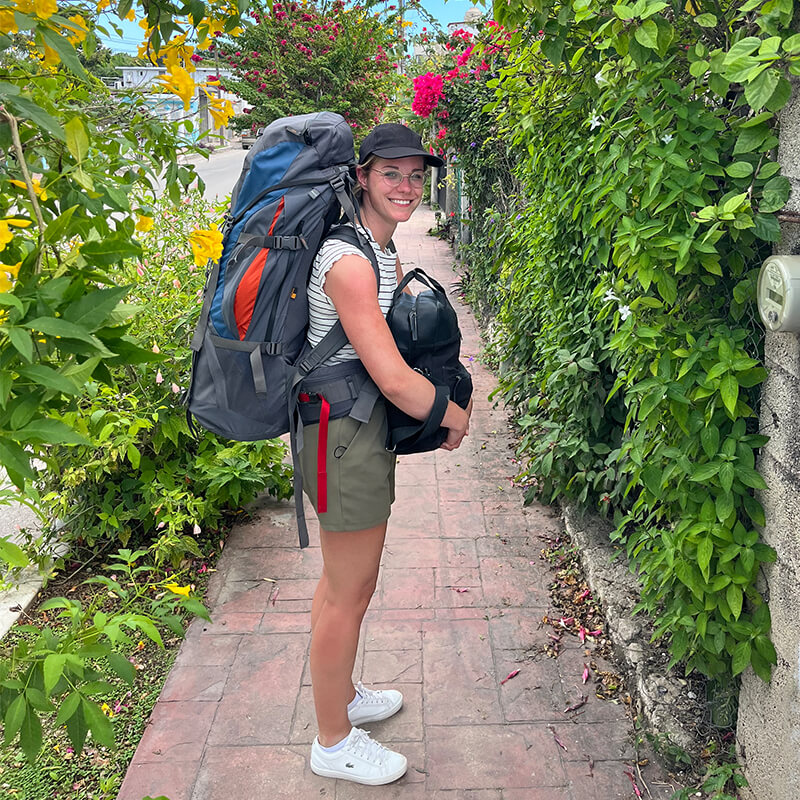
[
  {"xmin": 190, "ymin": 224, "xmax": 224, "ymax": 266},
  {"xmin": 156, "ymin": 65, "xmax": 196, "ymax": 110},
  {"xmin": 16, "ymin": 0, "xmax": 57, "ymax": 20},
  {"xmin": 0, "ymin": 218, "xmax": 31, "ymax": 252},
  {"xmin": 101, "ymin": 703, "xmax": 114, "ymax": 718},
  {"xmin": 0, "ymin": 8, "xmax": 18, "ymax": 33},
  {"xmin": 125, "ymin": 9, "xmax": 135, "ymax": 21},
  {"xmin": 164, "ymin": 583, "xmax": 191, "ymax": 597},
  {"xmin": 207, "ymin": 95, "xmax": 234, "ymax": 129},
  {"xmin": 95, "ymin": 0, "xmax": 110, "ymax": 10},
  {"xmin": 10, "ymin": 178, "xmax": 47, "ymax": 201},
  {"xmin": 136, "ymin": 214, "xmax": 154, "ymax": 232},
  {"xmin": 65, "ymin": 14, "xmax": 88, "ymax": 45}
]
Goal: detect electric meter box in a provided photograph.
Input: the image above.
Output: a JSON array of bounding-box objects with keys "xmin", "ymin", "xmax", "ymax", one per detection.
[{"xmin": 757, "ymin": 256, "xmax": 800, "ymax": 333}]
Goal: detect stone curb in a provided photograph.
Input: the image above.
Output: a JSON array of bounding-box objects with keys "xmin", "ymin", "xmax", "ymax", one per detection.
[{"xmin": 561, "ymin": 502, "xmax": 696, "ymax": 753}]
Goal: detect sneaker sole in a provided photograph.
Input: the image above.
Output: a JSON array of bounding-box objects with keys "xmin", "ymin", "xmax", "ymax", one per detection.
[
  {"xmin": 310, "ymin": 758, "xmax": 407, "ymax": 785},
  {"xmin": 347, "ymin": 697, "xmax": 404, "ymax": 726}
]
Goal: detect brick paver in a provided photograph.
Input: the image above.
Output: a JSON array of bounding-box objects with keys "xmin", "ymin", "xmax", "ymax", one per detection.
[{"xmin": 118, "ymin": 206, "xmax": 677, "ymax": 800}]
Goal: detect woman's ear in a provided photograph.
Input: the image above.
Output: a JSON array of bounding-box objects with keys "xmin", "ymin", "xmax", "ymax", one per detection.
[{"xmin": 355, "ymin": 165, "xmax": 369, "ymax": 191}]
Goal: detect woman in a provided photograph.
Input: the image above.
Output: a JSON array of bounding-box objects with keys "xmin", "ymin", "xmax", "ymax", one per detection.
[{"xmin": 302, "ymin": 123, "xmax": 472, "ymax": 785}]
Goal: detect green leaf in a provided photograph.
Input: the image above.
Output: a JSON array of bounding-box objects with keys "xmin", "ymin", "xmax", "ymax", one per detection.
[
  {"xmin": 107, "ymin": 652, "xmax": 136, "ymax": 685},
  {"xmin": 736, "ymin": 464, "xmax": 768, "ymax": 490},
  {"xmin": 760, "ymin": 176, "xmax": 791, "ymax": 213},
  {"xmin": 734, "ymin": 124, "xmax": 769, "ymax": 155},
  {"xmin": 40, "ymin": 27, "xmax": 89, "ymax": 80},
  {"xmin": 23, "ymin": 317, "xmax": 110, "ymax": 352},
  {"xmin": 65, "ymin": 702, "xmax": 88, "ymax": 753},
  {"xmin": 725, "ymin": 161, "xmax": 754, "ymax": 178},
  {"xmin": 700, "ymin": 425, "xmax": 719, "ymax": 458},
  {"xmin": 754, "ymin": 635, "xmax": 777, "ymax": 665},
  {"xmin": 64, "ymin": 116, "xmax": 89, "ymax": 163},
  {"xmin": 719, "ymin": 373, "xmax": 739, "ymax": 416},
  {"xmin": 5, "ymin": 94, "xmax": 65, "ymax": 141},
  {"xmin": 766, "ymin": 76, "xmax": 792, "ymax": 112},
  {"xmin": 694, "ymin": 13, "xmax": 716, "ymax": 26},
  {"xmin": 19, "ymin": 706, "xmax": 42, "ymax": 761},
  {"xmin": 719, "ymin": 462, "xmax": 735, "ymax": 493},
  {"xmin": 43, "ymin": 654, "xmax": 67, "ymax": 695},
  {"xmin": 716, "ymin": 491, "xmax": 734, "ymax": 522},
  {"xmin": 745, "ymin": 69, "xmax": 780, "ymax": 112},
  {"xmin": 634, "ymin": 19, "xmax": 659, "ymax": 50},
  {"xmin": 691, "ymin": 462, "xmax": 720, "ymax": 481},
  {"xmin": 731, "ymin": 639, "xmax": 751, "ymax": 675},
  {"xmin": 640, "ymin": 464, "xmax": 662, "ymax": 497},
  {"xmin": 80, "ymin": 237, "xmax": 142, "ymax": 266},
  {"xmin": 62, "ymin": 286, "xmax": 129, "ymax": 332},
  {"xmin": 727, "ymin": 583, "xmax": 744, "ymax": 620},
  {"xmin": 0, "ymin": 438, "xmax": 35, "ymax": 484},
  {"xmin": 0, "ymin": 537, "xmax": 29, "ymax": 569},
  {"xmin": 697, "ymin": 536, "xmax": 713, "ymax": 582},
  {"xmin": 6, "ymin": 326, "xmax": 33, "ymax": 362},
  {"xmin": 54, "ymin": 691, "xmax": 82, "ymax": 727},
  {"xmin": 14, "ymin": 418, "xmax": 90, "ymax": 446},
  {"xmin": 81, "ymin": 698, "xmax": 115, "ymax": 750},
  {"xmin": 4, "ymin": 695, "xmax": 26, "ymax": 745},
  {"xmin": 16, "ymin": 364, "xmax": 80, "ymax": 396}
]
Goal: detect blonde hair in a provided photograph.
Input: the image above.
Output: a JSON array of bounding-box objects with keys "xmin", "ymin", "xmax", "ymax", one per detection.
[{"xmin": 354, "ymin": 154, "xmax": 380, "ymax": 200}]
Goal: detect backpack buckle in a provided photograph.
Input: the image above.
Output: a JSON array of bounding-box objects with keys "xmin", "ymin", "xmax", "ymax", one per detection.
[{"xmin": 263, "ymin": 342, "xmax": 282, "ymax": 356}]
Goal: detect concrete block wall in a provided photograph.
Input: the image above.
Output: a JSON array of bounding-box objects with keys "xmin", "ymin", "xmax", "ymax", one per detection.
[{"xmin": 736, "ymin": 79, "xmax": 800, "ymax": 800}]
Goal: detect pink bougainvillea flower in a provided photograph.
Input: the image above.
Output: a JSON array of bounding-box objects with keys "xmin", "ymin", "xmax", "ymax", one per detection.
[
  {"xmin": 411, "ymin": 71, "xmax": 443, "ymax": 117},
  {"xmin": 578, "ymin": 625, "xmax": 587, "ymax": 643},
  {"xmin": 582, "ymin": 664, "xmax": 590, "ymax": 684},
  {"xmin": 456, "ymin": 45, "xmax": 473, "ymax": 66},
  {"xmin": 437, "ymin": 127, "xmax": 447, "ymax": 140}
]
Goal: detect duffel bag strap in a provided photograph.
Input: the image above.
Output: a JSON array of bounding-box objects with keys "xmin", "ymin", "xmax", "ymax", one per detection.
[{"xmin": 387, "ymin": 384, "xmax": 449, "ymax": 453}]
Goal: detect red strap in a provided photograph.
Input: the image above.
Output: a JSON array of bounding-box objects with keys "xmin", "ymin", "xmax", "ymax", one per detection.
[{"xmin": 317, "ymin": 395, "xmax": 330, "ymax": 513}]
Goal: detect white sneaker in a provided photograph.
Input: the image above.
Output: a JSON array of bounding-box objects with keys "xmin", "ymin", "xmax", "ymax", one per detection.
[
  {"xmin": 347, "ymin": 681, "xmax": 404, "ymax": 726},
  {"xmin": 310, "ymin": 727, "xmax": 408, "ymax": 785}
]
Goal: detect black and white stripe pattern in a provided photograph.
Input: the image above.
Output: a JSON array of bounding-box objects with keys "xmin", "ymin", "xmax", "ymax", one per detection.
[{"xmin": 307, "ymin": 224, "xmax": 399, "ymax": 365}]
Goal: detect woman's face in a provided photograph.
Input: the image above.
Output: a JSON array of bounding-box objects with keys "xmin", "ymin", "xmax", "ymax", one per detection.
[{"xmin": 358, "ymin": 155, "xmax": 425, "ymax": 225}]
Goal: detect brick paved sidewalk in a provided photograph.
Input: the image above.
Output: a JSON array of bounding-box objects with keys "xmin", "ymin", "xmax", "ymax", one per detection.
[{"xmin": 118, "ymin": 206, "xmax": 676, "ymax": 800}]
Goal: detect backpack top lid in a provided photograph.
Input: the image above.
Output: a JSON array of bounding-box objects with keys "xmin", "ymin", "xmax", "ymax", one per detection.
[{"xmin": 229, "ymin": 112, "xmax": 355, "ymax": 217}]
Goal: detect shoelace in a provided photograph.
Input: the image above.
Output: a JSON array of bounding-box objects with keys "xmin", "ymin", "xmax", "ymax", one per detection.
[
  {"xmin": 347, "ymin": 728, "xmax": 388, "ymax": 764},
  {"xmin": 354, "ymin": 681, "xmax": 385, "ymax": 706}
]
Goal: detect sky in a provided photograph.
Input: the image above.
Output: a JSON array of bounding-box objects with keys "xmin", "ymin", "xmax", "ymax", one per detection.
[{"xmin": 100, "ymin": 0, "xmax": 482, "ymax": 55}]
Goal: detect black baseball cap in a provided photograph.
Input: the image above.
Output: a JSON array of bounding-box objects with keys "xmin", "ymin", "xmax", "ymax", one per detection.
[{"xmin": 359, "ymin": 123, "xmax": 444, "ymax": 168}]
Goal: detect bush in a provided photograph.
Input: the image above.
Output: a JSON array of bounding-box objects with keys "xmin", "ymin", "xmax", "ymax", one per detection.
[{"xmin": 36, "ymin": 192, "xmax": 293, "ymax": 568}]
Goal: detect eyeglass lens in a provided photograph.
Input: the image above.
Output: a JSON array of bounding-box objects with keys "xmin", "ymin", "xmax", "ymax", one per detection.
[{"xmin": 377, "ymin": 170, "xmax": 425, "ymax": 187}]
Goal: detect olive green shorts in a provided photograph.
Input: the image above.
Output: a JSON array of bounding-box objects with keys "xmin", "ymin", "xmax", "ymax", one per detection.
[{"xmin": 300, "ymin": 400, "xmax": 397, "ymax": 532}]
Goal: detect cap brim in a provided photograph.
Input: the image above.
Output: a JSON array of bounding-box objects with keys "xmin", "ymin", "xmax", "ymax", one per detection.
[{"xmin": 363, "ymin": 145, "xmax": 444, "ymax": 168}]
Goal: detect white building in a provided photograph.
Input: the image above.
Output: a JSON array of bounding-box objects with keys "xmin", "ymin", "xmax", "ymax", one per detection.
[{"xmin": 116, "ymin": 66, "xmax": 244, "ymax": 145}]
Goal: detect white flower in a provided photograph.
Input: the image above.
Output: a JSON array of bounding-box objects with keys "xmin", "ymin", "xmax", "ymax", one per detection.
[
  {"xmin": 618, "ymin": 304, "xmax": 632, "ymax": 320},
  {"xmin": 193, "ymin": 523, "xmax": 201, "ymax": 535},
  {"xmin": 155, "ymin": 370, "xmax": 164, "ymax": 384},
  {"xmin": 603, "ymin": 289, "xmax": 619, "ymax": 303},
  {"xmin": 171, "ymin": 383, "xmax": 180, "ymax": 394},
  {"xmin": 589, "ymin": 113, "xmax": 604, "ymax": 131},
  {"xmin": 661, "ymin": 133, "xmax": 673, "ymax": 144},
  {"xmin": 594, "ymin": 70, "xmax": 608, "ymax": 86}
]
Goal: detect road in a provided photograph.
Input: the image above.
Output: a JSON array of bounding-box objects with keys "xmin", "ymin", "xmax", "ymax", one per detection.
[{"xmin": 188, "ymin": 145, "xmax": 248, "ymax": 202}]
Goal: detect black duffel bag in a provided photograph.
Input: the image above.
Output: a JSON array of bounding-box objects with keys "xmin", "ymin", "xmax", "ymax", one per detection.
[{"xmin": 385, "ymin": 268, "xmax": 473, "ymax": 454}]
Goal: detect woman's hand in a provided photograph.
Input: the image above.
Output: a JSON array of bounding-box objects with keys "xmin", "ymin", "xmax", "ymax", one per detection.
[{"xmin": 440, "ymin": 398, "xmax": 473, "ymax": 451}]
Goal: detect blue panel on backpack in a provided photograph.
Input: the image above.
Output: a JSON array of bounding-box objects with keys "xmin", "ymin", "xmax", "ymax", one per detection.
[
  {"xmin": 209, "ymin": 140, "xmax": 305, "ymax": 339},
  {"xmin": 234, "ymin": 141, "xmax": 305, "ymax": 216}
]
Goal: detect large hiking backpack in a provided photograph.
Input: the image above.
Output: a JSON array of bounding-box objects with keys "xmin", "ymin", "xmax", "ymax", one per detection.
[{"xmin": 186, "ymin": 112, "xmax": 380, "ymax": 546}]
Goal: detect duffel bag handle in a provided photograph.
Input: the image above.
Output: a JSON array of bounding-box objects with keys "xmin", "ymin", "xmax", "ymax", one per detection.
[
  {"xmin": 386, "ymin": 383, "xmax": 449, "ymax": 453},
  {"xmin": 394, "ymin": 267, "xmax": 447, "ymax": 301}
]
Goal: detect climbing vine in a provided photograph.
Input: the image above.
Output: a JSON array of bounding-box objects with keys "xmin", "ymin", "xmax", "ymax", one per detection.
[{"xmin": 425, "ymin": 0, "xmax": 800, "ymax": 687}]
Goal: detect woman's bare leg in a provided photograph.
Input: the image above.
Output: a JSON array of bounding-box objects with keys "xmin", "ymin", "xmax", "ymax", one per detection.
[{"xmin": 310, "ymin": 522, "xmax": 386, "ymax": 747}]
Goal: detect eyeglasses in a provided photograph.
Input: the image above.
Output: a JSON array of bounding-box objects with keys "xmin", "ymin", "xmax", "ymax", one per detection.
[{"xmin": 371, "ymin": 168, "xmax": 426, "ymax": 188}]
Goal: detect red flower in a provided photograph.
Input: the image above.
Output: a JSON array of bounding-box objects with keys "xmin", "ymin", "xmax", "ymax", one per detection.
[{"xmin": 437, "ymin": 127, "xmax": 447, "ymax": 139}]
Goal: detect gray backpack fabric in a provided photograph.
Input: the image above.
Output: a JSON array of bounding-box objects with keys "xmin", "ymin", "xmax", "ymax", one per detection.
[{"xmin": 185, "ymin": 112, "xmax": 380, "ymax": 546}]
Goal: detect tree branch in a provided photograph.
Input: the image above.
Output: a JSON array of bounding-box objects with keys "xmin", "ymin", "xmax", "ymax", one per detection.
[{"xmin": 1, "ymin": 106, "xmax": 46, "ymax": 274}]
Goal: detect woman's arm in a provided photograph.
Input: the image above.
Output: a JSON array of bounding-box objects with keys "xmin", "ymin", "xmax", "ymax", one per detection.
[{"xmin": 323, "ymin": 253, "xmax": 469, "ymax": 443}]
